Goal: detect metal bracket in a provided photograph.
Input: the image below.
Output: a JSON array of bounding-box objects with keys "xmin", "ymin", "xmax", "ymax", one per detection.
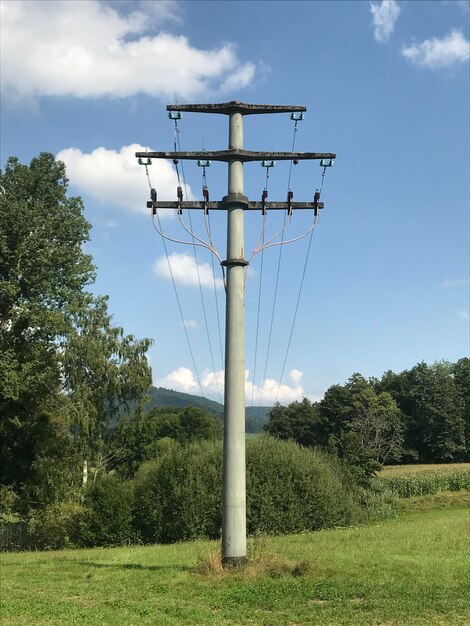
[
  {"xmin": 197, "ymin": 160, "xmax": 211, "ymax": 168},
  {"xmin": 138, "ymin": 157, "xmax": 152, "ymax": 166},
  {"xmin": 320, "ymin": 159, "xmax": 334, "ymax": 167},
  {"xmin": 261, "ymin": 160, "xmax": 275, "ymax": 168},
  {"xmin": 290, "ymin": 112, "xmax": 305, "ymax": 121},
  {"xmin": 168, "ymin": 111, "xmax": 183, "ymax": 120}
]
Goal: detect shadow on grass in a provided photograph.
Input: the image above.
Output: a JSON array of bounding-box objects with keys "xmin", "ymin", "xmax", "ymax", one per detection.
[{"xmin": 65, "ymin": 559, "xmax": 192, "ymax": 573}]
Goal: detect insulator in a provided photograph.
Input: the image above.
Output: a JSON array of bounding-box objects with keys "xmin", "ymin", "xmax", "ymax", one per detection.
[{"xmin": 150, "ymin": 188, "xmax": 157, "ymax": 202}]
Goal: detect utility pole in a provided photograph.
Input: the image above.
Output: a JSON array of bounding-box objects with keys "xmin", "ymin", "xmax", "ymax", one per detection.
[{"xmin": 136, "ymin": 101, "xmax": 335, "ymax": 568}]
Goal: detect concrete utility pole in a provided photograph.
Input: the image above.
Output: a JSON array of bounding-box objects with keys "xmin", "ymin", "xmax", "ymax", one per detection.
[{"xmin": 136, "ymin": 101, "xmax": 335, "ymax": 568}]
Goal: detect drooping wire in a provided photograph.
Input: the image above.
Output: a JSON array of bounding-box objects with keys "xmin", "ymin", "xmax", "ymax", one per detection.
[
  {"xmin": 174, "ymin": 120, "xmax": 222, "ymax": 404},
  {"xmin": 144, "ymin": 157, "xmax": 206, "ymax": 398},
  {"xmin": 249, "ymin": 163, "xmax": 270, "ymax": 413},
  {"xmin": 258, "ymin": 118, "xmax": 300, "ymax": 408},
  {"xmin": 201, "ymin": 159, "xmax": 225, "ymax": 372},
  {"xmin": 273, "ymin": 163, "xmax": 329, "ymax": 404}
]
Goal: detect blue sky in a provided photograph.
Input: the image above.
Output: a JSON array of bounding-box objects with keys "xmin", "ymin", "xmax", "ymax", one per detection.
[{"xmin": 1, "ymin": 0, "xmax": 469, "ymax": 404}]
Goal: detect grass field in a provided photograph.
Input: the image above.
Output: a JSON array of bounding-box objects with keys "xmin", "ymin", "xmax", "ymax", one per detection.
[{"xmin": 1, "ymin": 506, "xmax": 469, "ymax": 626}]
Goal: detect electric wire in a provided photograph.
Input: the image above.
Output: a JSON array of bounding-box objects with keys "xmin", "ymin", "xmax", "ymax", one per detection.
[
  {"xmin": 257, "ymin": 120, "xmax": 299, "ymax": 407},
  {"xmin": 174, "ymin": 121, "xmax": 222, "ymax": 404},
  {"xmin": 144, "ymin": 159, "xmax": 206, "ymax": 398},
  {"xmin": 273, "ymin": 164, "xmax": 329, "ymax": 404},
  {"xmin": 202, "ymin": 159, "xmax": 225, "ymax": 372},
  {"xmin": 249, "ymin": 165, "xmax": 269, "ymax": 414}
]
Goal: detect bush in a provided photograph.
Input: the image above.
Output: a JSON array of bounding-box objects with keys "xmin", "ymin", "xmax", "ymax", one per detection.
[
  {"xmin": 134, "ymin": 440, "xmax": 222, "ymax": 543},
  {"xmin": 246, "ymin": 435, "xmax": 361, "ymax": 534},
  {"xmin": 27, "ymin": 501, "xmax": 88, "ymax": 550},
  {"xmin": 134, "ymin": 435, "xmax": 378, "ymax": 544},
  {"xmin": 81, "ymin": 474, "xmax": 134, "ymax": 547}
]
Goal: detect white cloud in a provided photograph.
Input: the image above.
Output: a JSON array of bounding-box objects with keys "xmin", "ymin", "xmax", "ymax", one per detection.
[
  {"xmin": 155, "ymin": 366, "xmax": 316, "ymax": 405},
  {"xmin": 105, "ymin": 219, "xmax": 119, "ymax": 229},
  {"xmin": 402, "ymin": 30, "xmax": 470, "ymax": 68},
  {"xmin": 0, "ymin": 0, "xmax": 255, "ymax": 102},
  {"xmin": 153, "ymin": 252, "xmax": 224, "ymax": 289},
  {"xmin": 156, "ymin": 366, "xmax": 200, "ymax": 393},
  {"xmin": 56, "ymin": 144, "xmax": 189, "ymax": 215},
  {"xmin": 182, "ymin": 319, "xmax": 198, "ymax": 329},
  {"xmin": 440, "ymin": 277, "xmax": 470, "ymax": 288},
  {"xmin": 457, "ymin": 309, "xmax": 470, "ymax": 321},
  {"xmin": 369, "ymin": 1, "xmax": 401, "ymax": 42}
]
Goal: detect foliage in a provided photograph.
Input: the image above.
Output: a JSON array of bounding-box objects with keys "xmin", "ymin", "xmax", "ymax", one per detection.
[
  {"xmin": 0, "ymin": 153, "xmax": 152, "ymax": 512},
  {"xmin": 81, "ymin": 474, "xmax": 134, "ymax": 547},
  {"xmin": 112, "ymin": 406, "xmax": 223, "ymax": 478},
  {"xmin": 378, "ymin": 359, "xmax": 468, "ymax": 462},
  {"xmin": 134, "ymin": 440, "xmax": 222, "ymax": 544},
  {"xmin": 134, "ymin": 435, "xmax": 377, "ymax": 544},
  {"xmin": 246, "ymin": 435, "xmax": 363, "ymax": 534},
  {"xmin": 27, "ymin": 501, "xmax": 88, "ymax": 550},
  {"xmin": 263, "ymin": 398, "xmax": 321, "ymax": 446}
]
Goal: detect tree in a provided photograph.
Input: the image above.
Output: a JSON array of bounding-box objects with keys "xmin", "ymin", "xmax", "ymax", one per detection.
[
  {"xmin": 348, "ymin": 387, "xmax": 403, "ymax": 463},
  {"xmin": 0, "ymin": 153, "xmax": 152, "ymax": 507},
  {"xmin": 264, "ymin": 398, "xmax": 321, "ymax": 447}
]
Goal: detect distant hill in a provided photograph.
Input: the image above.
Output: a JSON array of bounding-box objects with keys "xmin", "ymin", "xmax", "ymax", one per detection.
[{"xmin": 144, "ymin": 387, "xmax": 271, "ymax": 433}]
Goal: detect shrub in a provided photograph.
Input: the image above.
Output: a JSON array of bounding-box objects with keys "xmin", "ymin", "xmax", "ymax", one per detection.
[
  {"xmin": 134, "ymin": 435, "xmax": 377, "ymax": 543},
  {"xmin": 81, "ymin": 474, "xmax": 134, "ymax": 547},
  {"xmin": 246, "ymin": 435, "xmax": 360, "ymax": 534},
  {"xmin": 27, "ymin": 501, "xmax": 88, "ymax": 550},
  {"xmin": 134, "ymin": 440, "xmax": 222, "ymax": 543}
]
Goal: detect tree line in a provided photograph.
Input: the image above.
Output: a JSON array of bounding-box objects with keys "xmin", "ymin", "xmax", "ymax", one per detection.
[{"xmin": 265, "ymin": 358, "xmax": 469, "ymax": 483}]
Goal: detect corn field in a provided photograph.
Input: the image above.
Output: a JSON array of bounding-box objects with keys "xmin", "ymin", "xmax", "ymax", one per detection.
[{"xmin": 375, "ymin": 464, "xmax": 470, "ymax": 498}]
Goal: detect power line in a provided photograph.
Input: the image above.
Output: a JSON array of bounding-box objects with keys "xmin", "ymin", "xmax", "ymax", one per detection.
[
  {"xmin": 274, "ymin": 162, "xmax": 331, "ymax": 403},
  {"xmin": 258, "ymin": 117, "xmax": 300, "ymax": 407},
  {"xmin": 145, "ymin": 159, "xmax": 206, "ymax": 398},
  {"xmin": 174, "ymin": 120, "xmax": 222, "ymax": 404}
]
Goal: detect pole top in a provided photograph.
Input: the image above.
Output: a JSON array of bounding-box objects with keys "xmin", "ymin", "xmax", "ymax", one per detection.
[{"xmin": 166, "ymin": 101, "xmax": 307, "ymax": 115}]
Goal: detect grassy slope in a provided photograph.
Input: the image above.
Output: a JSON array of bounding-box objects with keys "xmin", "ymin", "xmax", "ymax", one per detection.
[{"xmin": 1, "ymin": 507, "xmax": 469, "ymax": 626}]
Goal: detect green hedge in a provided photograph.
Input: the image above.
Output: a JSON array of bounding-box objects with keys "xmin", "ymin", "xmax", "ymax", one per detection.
[{"xmin": 134, "ymin": 435, "xmax": 386, "ymax": 543}]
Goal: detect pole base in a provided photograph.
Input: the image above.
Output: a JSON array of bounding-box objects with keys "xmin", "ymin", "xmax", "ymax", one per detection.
[{"xmin": 222, "ymin": 555, "xmax": 247, "ymax": 569}]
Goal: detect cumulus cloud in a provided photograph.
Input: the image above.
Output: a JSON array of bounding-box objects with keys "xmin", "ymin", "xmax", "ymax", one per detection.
[
  {"xmin": 440, "ymin": 277, "xmax": 470, "ymax": 288},
  {"xmin": 402, "ymin": 30, "xmax": 470, "ymax": 68},
  {"xmin": 153, "ymin": 252, "xmax": 224, "ymax": 289},
  {"xmin": 0, "ymin": 0, "xmax": 255, "ymax": 102},
  {"xmin": 156, "ymin": 366, "xmax": 315, "ymax": 405},
  {"xmin": 56, "ymin": 144, "xmax": 189, "ymax": 215},
  {"xmin": 156, "ymin": 366, "xmax": 200, "ymax": 394},
  {"xmin": 369, "ymin": 1, "xmax": 401, "ymax": 42}
]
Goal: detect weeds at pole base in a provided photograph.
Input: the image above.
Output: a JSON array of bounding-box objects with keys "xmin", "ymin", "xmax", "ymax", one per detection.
[{"xmin": 193, "ymin": 533, "xmax": 314, "ymax": 579}]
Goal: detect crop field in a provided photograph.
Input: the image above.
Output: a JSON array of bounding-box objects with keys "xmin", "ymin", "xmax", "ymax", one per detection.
[
  {"xmin": 376, "ymin": 463, "xmax": 470, "ymax": 498},
  {"xmin": 379, "ymin": 463, "xmax": 470, "ymax": 477},
  {"xmin": 1, "ymin": 506, "xmax": 469, "ymax": 626}
]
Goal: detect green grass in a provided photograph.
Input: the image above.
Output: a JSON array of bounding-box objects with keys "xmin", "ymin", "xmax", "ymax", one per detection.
[{"xmin": 1, "ymin": 507, "xmax": 469, "ymax": 625}]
